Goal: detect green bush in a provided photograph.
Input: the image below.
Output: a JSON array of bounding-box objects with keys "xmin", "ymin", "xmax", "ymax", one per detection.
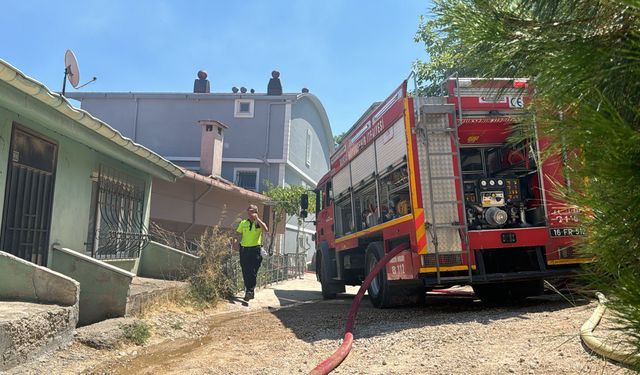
[{"xmin": 122, "ymin": 321, "xmax": 151, "ymax": 346}]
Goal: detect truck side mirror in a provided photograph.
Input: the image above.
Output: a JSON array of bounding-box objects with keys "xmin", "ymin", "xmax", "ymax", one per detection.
[
  {"xmin": 314, "ymin": 189, "xmax": 321, "ymax": 213},
  {"xmin": 300, "ymin": 193, "xmax": 309, "ymax": 210}
]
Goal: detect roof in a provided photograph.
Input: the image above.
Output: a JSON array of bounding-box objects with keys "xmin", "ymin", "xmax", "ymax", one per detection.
[
  {"xmin": 181, "ymin": 169, "xmax": 268, "ymax": 201},
  {"xmin": 0, "ymin": 59, "xmax": 184, "ymax": 181}
]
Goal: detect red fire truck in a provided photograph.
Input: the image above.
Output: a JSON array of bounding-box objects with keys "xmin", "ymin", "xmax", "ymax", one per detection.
[{"xmin": 307, "ymin": 77, "xmax": 591, "ymax": 307}]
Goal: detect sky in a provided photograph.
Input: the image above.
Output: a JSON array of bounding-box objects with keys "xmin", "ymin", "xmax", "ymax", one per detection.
[{"xmin": 1, "ymin": 0, "xmax": 431, "ymax": 136}]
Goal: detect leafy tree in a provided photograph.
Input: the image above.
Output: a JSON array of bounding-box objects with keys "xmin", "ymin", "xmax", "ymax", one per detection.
[
  {"xmin": 416, "ymin": 0, "xmax": 640, "ymax": 355},
  {"xmin": 263, "ymin": 182, "xmax": 315, "ymax": 255},
  {"xmin": 334, "ymin": 131, "xmax": 347, "ymax": 146}
]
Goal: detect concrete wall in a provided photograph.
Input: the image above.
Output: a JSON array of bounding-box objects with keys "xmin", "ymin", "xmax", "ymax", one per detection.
[
  {"xmin": 137, "ymin": 241, "xmax": 200, "ymax": 280},
  {"xmin": 0, "ymin": 251, "xmax": 79, "ymax": 307},
  {"xmin": 0, "ymin": 252, "xmax": 80, "ymax": 370},
  {"xmin": 0, "ymin": 302, "xmax": 78, "ymax": 371},
  {"xmin": 103, "ymin": 259, "xmax": 138, "ymax": 273},
  {"xmin": 49, "ymin": 246, "xmax": 134, "ymax": 326}
]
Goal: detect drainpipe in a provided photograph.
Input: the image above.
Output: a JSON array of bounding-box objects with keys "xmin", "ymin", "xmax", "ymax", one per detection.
[
  {"xmin": 263, "ymin": 101, "xmax": 293, "ymax": 185},
  {"xmin": 182, "ymin": 183, "xmax": 214, "ymax": 237},
  {"xmin": 133, "ymin": 97, "xmax": 140, "ymax": 142}
]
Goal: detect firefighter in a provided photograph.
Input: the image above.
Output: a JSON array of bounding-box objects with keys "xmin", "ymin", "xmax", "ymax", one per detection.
[{"xmin": 236, "ymin": 204, "xmax": 269, "ymax": 301}]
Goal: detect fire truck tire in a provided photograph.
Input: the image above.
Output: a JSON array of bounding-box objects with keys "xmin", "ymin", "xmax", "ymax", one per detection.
[
  {"xmin": 366, "ymin": 243, "xmax": 424, "ymax": 308},
  {"xmin": 366, "ymin": 242, "xmax": 394, "ymax": 308},
  {"xmin": 508, "ymin": 279, "xmax": 544, "ymax": 299},
  {"xmin": 318, "ymin": 253, "xmax": 337, "ymax": 299},
  {"xmin": 473, "ymin": 280, "xmax": 544, "ymax": 303}
]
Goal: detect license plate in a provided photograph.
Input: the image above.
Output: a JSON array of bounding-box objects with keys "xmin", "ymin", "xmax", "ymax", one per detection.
[{"xmin": 550, "ymin": 227, "xmax": 586, "ymax": 237}]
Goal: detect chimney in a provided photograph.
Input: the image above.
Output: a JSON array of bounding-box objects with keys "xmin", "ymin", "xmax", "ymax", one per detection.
[
  {"xmin": 197, "ymin": 120, "xmax": 228, "ymax": 176},
  {"xmin": 267, "ymin": 70, "xmax": 282, "ymax": 95},
  {"xmin": 193, "ymin": 70, "xmax": 211, "ymax": 93}
]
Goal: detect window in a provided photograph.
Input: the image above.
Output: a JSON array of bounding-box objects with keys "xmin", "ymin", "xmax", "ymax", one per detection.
[
  {"xmin": 234, "ymin": 168, "xmax": 259, "ymax": 191},
  {"xmin": 234, "ymin": 99, "xmax": 254, "ymax": 118},
  {"xmin": 379, "ymin": 164, "xmax": 411, "ymax": 222},
  {"xmin": 86, "ymin": 165, "xmax": 147, "ymax": 259},
  {"xmin": 323, "ymin": 181, "xmax": 333, "ymax": 209},
  {"xmin": 335, "ymin": 194, "xmax": 354, "ymax": 236},
  {"xmin": 305, "ymin": 129, "xmax": 312, "ymax": 166}
]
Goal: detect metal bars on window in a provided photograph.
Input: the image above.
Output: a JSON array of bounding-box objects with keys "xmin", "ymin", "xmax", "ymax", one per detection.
[{"xmin": 86, "ymin": 165, "xmax": 148, "ymax": 259}]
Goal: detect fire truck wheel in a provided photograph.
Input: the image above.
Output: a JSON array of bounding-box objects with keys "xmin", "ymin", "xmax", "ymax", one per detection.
[
  {"xmin": 318, "ymin": 253, "xmax": 337, "ymax": 299},
  {"xmin": 473, "ymin": 280, "xmax": 544, "ymax": 303},
  {"xmin": 365, "ymin": 242, "xmax": 394, "ymax": 308},
  {"xmin": 472, "ymin": 283, "xmax": 509, "ymax": 303},
  {"xmin": 508, "ymin": 279, "xmax": 544, "ymax": 299}
]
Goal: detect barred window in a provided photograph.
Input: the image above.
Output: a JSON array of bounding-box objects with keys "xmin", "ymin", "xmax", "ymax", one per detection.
[{"xmin": 86, "ymin": 165, "xmax": 148, "ymax": 259}]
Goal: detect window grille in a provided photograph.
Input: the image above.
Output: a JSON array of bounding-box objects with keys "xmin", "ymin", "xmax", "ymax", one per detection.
[{"xmin": 85, "ymin": 165, "xmax": 148, "ymax": 259}]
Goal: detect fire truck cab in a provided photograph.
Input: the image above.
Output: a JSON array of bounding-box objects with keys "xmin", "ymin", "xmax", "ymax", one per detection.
[{"xmin": 309, "ymin": 77, "xmax": 590, "ymax": 307}]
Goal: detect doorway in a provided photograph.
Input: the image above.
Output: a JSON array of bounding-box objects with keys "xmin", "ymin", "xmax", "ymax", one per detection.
[{"xmin": 1, "ymin": 124, "xmax": 58, "ymax": 265}]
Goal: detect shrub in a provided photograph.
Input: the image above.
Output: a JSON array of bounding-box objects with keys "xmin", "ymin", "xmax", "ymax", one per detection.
[
  {"xmin": 122, "ymin": 321, "xmax": 151, "ymax": 346},
  {"xmin": 189, "ymin": 227, "xmax": 239, "ymax": 306}
]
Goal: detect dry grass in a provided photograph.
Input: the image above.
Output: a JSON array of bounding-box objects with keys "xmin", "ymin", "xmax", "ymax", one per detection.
[
  {"xmin": 150, "ymin": 222, "xmax": 239, "ymax": 307},
  {"xmin": 189, "ymin": 227, "xmax": 238, "ymax": 307}
]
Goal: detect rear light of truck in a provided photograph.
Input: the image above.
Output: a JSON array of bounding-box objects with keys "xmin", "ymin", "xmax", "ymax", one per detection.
[{"xmin": 513, "ymin": 80, "xmax": 528, "ymax": 88}]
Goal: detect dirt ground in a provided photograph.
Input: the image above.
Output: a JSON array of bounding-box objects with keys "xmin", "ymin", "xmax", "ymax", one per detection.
[{"xmin": 6, "ymin": 274, "xmax": 635, "ymax": 375}]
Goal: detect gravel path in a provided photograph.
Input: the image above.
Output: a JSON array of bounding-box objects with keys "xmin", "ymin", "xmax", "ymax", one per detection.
[{"xmin": 6, "ymin": 274, "xmax": 633, "ymax": 375}]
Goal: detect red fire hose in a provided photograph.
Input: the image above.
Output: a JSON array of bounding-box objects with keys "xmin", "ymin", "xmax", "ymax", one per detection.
[{"xmin": 308, "ymin": 243, "xmax": 410, "ymax": 375}]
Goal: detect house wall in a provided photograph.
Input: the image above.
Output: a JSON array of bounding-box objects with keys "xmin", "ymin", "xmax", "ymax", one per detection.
[
  {"xmin": 221, "ymin": 162, "xmax": 281, "ymax": 193},
  {"xmin": 0, "ymin": 106, "xmax": 154, "ymax": 263},
  {"xmin": 0, "ymin": 113, "xmax": 11, "ymax": 220},
  {"xmin": 78, "ymin": 95, "xmax": 288, "ymax": 162},
  {"xmin": 288, "ymin": 96, "xmax": 332, "ymax": 183},
  {"xmin": 150, "ymin": 176, "xmax": 266, "ymax": 240}
]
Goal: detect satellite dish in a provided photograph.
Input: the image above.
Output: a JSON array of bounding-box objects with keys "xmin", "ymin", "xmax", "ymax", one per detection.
[
  {"xmin": 64, "ymin": 50, "xmax": 80, "ymax": 88},
  {"xmin": 61, "ymin": 49, "xmax": 97, "ymax": 96}
]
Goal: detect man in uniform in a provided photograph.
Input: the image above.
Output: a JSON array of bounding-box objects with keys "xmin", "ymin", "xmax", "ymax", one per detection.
[{"xmin": 236, "ymin": 204, "xmax": 269, "ymax": 301}]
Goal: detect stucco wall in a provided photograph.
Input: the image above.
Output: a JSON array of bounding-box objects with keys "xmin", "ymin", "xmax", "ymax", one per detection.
[
  {"xmin": 221, "ymin": 162, "xmax": 281, "ymax": 193},
  {"xmin": 150, "ymin": 176, "xmax": 265, "ymax": 232},
  {"xmin": 0, "ymin": 109, "xmax": 11, "ymax": 220},
  {"xmin": 78, "ymin": 95, "xmax": 287, "ymax": 161},
  {"xmin": 289, "ymin": 96, "xmax": 332, "ymax": 183}
]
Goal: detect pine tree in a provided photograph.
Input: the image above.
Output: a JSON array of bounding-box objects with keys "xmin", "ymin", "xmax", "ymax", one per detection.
[{"xmin": 416, "ymin": 0, "xmax": 640, "ymax": 356}]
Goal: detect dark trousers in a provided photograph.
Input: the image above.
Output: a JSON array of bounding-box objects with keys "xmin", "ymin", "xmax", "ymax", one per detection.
[{"xmin": 240, "ymin": 246, "xmax": 262, "ymax": 292}]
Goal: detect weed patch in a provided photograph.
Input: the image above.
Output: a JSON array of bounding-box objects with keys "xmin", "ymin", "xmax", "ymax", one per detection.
[{"xmin": 122, "ymin": 321, "xmax": 151, "ymax": 346}]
